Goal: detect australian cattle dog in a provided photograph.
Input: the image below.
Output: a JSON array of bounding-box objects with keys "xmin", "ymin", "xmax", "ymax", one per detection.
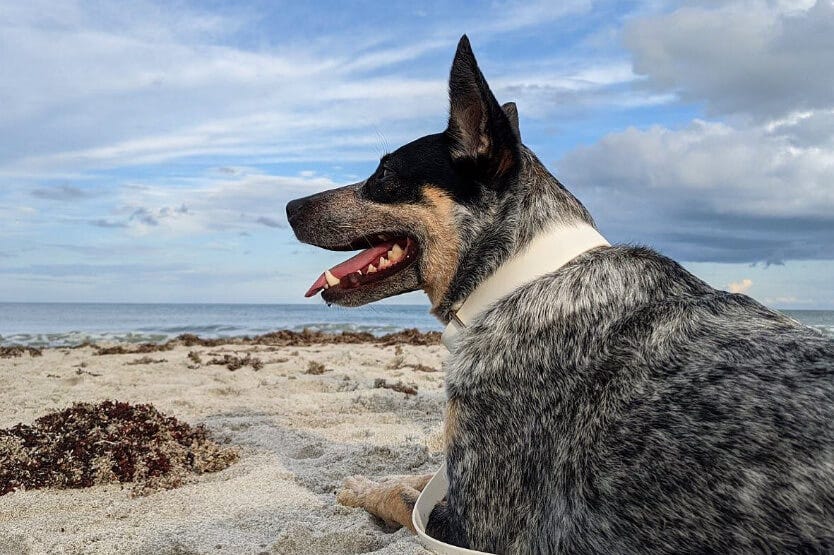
[{"xmin": 286, "ymin": 35, "xmax": 834, "ymax": 553}]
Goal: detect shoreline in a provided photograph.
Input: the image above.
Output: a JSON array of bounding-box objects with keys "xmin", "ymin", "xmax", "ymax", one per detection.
[
  {"xmin": 0, "ymin": 328, "xmax": 442, "ymax": 351},
  {"xmin": 0, "ymin": 334, "xmax": 445, "ymax": 554}
]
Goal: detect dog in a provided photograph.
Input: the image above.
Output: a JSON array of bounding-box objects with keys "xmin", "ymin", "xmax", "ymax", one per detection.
[{"xmin": 286, "ymin": 35, "xmax": 834, "ymax": 554}]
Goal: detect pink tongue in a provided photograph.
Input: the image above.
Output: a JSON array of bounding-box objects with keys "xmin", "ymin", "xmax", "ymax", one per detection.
[{"xmin": 304, "ymin": 241, "xmax": 397, "ymax": 297}]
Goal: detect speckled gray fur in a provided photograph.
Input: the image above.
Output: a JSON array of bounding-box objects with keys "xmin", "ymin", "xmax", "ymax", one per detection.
[
  {"xmin": 424, "ymin": 40, "xmax": 834, "ymax": 555},
  {"xmin": 434, "ymin": 145, "xmax": 594, "ymax": 323},
  {"xmin": 423, "ymin": 40, "xmax": 834, "ymax": 552},
  {"xmin": 431, "ymin": 240, "xmax": 834, "ymax": 553}
]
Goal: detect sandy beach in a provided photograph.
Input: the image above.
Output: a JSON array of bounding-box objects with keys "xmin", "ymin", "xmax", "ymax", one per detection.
[{"xmin": 0, "ymin": 333, "xmax": 447, "ymax": 554}]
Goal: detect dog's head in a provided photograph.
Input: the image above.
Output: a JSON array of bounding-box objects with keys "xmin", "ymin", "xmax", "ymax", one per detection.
[{"xmin": 287, "ymin": 36, "xmax": 584, "ymax": 314}]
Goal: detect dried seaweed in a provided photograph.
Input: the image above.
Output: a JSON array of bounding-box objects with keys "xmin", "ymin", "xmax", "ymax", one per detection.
[
  {"xmin": 125, "ymin": 356, "xmax": 167, "ymax": 366},
  {"xmin": 373, "ymin": 378, "xmax": 418, "ymax": 396},
  {"xmin": 407, "ymin": 363, "xmax": 439, "ymax": 373},
  {"xmin": 376, "ymin": 329, "xmax": 441, "ymax": 346},
  {"xmin": 86, "ymin": 328, "xmax": 440, "ymax": 356},
  {"xmin": 95, "ymin": 343, "xmax": 174, "ymax": 356},
  {"xmin": 207, "ymin": 353, "xmax": 263, "ymax": 371},
  {"xmin": 0, "ymin": 346, "xmax": 43, "ymax": 358},
  {"xmin": 305, "ymin": 361, "xmax": 328, "ymax": 375},
  {"xmin": 0, "ymin": 401, "xmax": 238, "ymax": 497}
]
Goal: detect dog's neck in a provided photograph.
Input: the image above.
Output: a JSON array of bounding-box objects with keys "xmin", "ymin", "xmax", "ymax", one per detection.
[
  {"xmin": 441, "ymin": 222, "xmax": 609, "ymax": 350},
  {"xmin": 433, "ymin": 148, "xmax": 599, "ymax": 324}
]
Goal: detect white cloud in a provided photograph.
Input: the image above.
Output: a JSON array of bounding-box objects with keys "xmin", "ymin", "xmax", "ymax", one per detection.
[
  {"xmin": 558, "ymin": 117, "xmax": 834, "ymax": 263},
  {"xmin": 624, "ymin": 1, "xmax": 834, "ymax": 119},
  {"xmin": 109, "ymin": 170, "xmax": 337, "ymax": 236},
  {"xmin": 561, "ymin": 118, "xmax": 834, "ymax": 219},
  {"xmin": 0, "ymin": 0, "xmax": 646, "ymax": 178},
  {"xmin": 473, "ymin": 0, "xmax": 591, "ymax": 34},
  {"xmin": 728, "ymin": 278, "xmax": 753, "ymax": 294},
  {"xmin": 553, "ymin": 1, "xmax": 834, "ymax": 265}
]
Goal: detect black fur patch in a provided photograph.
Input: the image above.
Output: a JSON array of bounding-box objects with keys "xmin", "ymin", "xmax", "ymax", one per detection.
[{"xmin": 360, "ymin": 133, "xmax": 507, "ymax": 207}]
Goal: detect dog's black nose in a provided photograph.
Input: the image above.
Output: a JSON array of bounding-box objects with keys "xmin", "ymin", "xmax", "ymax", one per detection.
[{"xmin": 286, "ymin": 197, "xmax": 304, "ymax": 225}]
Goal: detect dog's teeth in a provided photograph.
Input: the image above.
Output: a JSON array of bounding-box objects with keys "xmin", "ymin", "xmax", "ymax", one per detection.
[
  {"xmin": 390, "ymin": 244, "xmax": 404, "ymax": 262},
  {"xmin": 379, "ymin": 257, "xmax": 390, "ymax": 269},
  {"xmin": 357, "ymin": 270, "xmax": 362, "ymax": 275},
  {"xmin": 367, "ymin": 264, "xmax": 377, "ymax": 273},
  {"xmin": 323, "ymin": 284, "xmax": 329, "ymax": 289},
  {"xmin": 324, "ymin": 270, "xmax": 340, "ymax": 286}
]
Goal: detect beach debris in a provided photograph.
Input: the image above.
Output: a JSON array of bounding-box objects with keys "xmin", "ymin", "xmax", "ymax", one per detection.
[
  {"xmin": 207, "ymin": 353, "xmax": 264, "ymax": 371},
  {"xmin": 386, "ymin": 354, "xmax": 405, "ymax": 370},
  {"xmin": 377, "ymin": 329, "xmax": 440, "ymax": 346},
  {"xmin": 408, "ymin": 363, "xmax": 439, "ymax": 373},
  {"xmin": 69, "ymin": 341, "xmax": 96, "ymax": 350},
  {"xmin": 305, "ymin": 361, "xmax": 329, "ymax": 375},
  {"xmin": 384, "ymin": 350, "xmax": 438, "ymax": 373},
  {"xmin": 80, "ymin": 329, "xmax": 441, "ymax": 355},
  {"xmin": 187, "ymin": 351, "xmax": 202, "ymax": 364},
  {"xmin": 0, "ymin": 346, "xmax": 42, "ymax": 358},
  {"xmin": 250, "ymin": 328, "xmax": 441, "ymax": 347},
  {"xmin": 125, "ymin": 356, "xmax": 167, "ymax": 366},
  {"xmin": 94, "ymin": 343, "xmax": 174, "ymax": 356},
  {"xmin": 0, "ymin": 400, "xmax": 238, "ymax": 497},
  {"xmin": 176, "ymin": 334, "xmax": 230, "ymax": 347},
  {"xmin": 373, "ymin": 378, "xmax": 418, "ymax": 396},
  {"xmin": 337, "ymin": 378, "xmax": 359, "ymax": 392},
  {"xmin": 76, "ymin": 367, "xmax": 102, "ymax": 377}
]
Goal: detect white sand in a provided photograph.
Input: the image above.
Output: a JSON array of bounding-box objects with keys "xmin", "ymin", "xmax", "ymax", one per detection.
[{"xmin": 0, "ymin": 342, "xmax": 448, "ymax": 554}]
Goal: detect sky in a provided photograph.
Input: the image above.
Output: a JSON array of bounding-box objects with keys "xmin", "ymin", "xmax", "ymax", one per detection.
[{"xmin": 1, "ymin": 0, "xmax": 832, "ymax": 308}]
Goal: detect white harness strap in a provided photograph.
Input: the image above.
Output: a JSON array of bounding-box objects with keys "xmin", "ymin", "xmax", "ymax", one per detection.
[{"xmin": 413, "ymin": 223, "xmax": 609, "ymax": 554}]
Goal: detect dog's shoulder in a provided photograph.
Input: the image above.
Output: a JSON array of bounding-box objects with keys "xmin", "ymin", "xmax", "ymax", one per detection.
[
  {"xmin": 445, "ymin": 245, "xmax": 713, "ymax": 387},
  {"xmin": 443, "ymin": 245, "xmax": 834, "ymax": 553}
]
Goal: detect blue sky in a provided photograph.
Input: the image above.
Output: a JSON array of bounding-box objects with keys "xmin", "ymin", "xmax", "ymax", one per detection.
[{"xmin": 1, "ymin": 0, "xmax": 833, "ymax": 308}]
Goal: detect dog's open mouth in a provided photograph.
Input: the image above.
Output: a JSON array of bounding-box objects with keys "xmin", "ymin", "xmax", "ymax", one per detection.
[{"xmin": 305, "ymin": 236, "xmax": 418, "ymax": 298}]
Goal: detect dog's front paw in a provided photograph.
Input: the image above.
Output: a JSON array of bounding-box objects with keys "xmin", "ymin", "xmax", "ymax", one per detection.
[
  {"xmin": 336, "ymin": 474, "xmax": 422, "ymax": 532},
  {"xmin": 336, "ymin": 475, "xmax": 378, "ymax": 508}
]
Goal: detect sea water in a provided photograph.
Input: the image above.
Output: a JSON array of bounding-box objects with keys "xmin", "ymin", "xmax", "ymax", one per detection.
[
  {"xmin": 0, "ymin": 303, "xmax": 440, "ymax": 347},
  {"xmin": 0, "ymin": 302, "xmax": 831, "ymax": 347}
]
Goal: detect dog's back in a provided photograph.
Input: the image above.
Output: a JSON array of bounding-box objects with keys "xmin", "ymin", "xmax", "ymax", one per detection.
[{"xmin": 437, "ymin": 246, "xmax": 834, "ymax": 553}]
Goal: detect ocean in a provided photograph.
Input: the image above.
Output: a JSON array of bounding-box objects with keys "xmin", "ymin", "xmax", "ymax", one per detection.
[
  {"xmin": 0, "ymin": 302, "xmax": 832, "ymax": 347},
  {"xmin": 0, "ymin": 303, "xmax": 440, "ymax": 347}
]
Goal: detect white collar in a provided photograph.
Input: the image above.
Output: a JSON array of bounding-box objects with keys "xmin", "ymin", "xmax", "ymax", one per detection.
[
  {"xmin": 417, "ymin": 224, "xmax": 610, "ymax": 553},
  {"xmin": 441, "ymin": 223, "xmax": 609, "ymax": 350}
]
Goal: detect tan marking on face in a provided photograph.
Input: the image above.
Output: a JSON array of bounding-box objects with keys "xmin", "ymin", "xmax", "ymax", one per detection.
[{"xmin": 394, "ymin": 186, "xmax": 460, "ymax": 308}]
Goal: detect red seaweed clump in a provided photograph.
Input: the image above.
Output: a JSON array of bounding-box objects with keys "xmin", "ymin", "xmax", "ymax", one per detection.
[{"xmin": 0, "ymin": 401, "xmax": 238, "ymax": 497}]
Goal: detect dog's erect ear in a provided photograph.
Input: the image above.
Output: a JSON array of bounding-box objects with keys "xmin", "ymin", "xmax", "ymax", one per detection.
[
  {"xmin": 501, "ymin": 102, "xmax": 521, "ymax": 141},
  {"xmin": 447, "ymin": 35, "xmax": 520, "ymax": 180}
]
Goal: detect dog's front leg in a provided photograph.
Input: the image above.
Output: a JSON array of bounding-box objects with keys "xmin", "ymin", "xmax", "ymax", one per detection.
[{"xmin": 336, "ymin": 473, "xmax": 432, "ymax": 531}]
